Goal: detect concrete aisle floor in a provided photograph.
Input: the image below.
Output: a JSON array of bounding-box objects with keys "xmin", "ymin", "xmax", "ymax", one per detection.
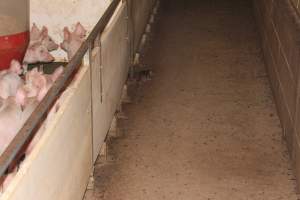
[{"xmin": 85, "ymin": 0, "xmax": 299, "ymax": 199}]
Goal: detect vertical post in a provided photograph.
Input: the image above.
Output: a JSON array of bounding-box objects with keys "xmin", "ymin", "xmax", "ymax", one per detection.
[{"xmin": 87, "ymin": 42, "xmax": 95, "ymax": 191}]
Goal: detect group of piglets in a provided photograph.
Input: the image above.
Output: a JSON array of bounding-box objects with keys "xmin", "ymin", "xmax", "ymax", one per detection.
[
  {"xmin": 0, "ymin": 60, "xmax": 64, "ymax": 192},
  {"xmin": 24, "ymin": 22, "xmax": 87, "ymax": 64},
  {"xmin": 0, "ymin": 60, "xmax": 64, "ymax": 153},
  {"xmin": 0, "ymin": 22, "xmax": 87, "ymax": 193}
]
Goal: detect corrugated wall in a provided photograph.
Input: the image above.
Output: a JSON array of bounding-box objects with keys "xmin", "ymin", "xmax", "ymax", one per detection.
[{"xmin": 253, "ymin": 0, "xmax": 300, "ymax": 188}]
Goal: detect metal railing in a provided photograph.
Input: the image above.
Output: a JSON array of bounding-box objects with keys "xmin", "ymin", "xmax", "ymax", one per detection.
[{"xmin": 0, "ymin": 0, "xmax": 121, "ymax": 177}]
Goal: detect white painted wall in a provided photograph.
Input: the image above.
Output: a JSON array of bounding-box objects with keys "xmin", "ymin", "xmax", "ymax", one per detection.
[{"xmin": 30, "ymin": 0, "xmax": 111, "ymax": 60}]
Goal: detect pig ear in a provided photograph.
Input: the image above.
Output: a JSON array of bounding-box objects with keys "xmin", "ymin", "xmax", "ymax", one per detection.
[
  {"xmin": 63, "ymin": 27, "xmax": 71, "ymax": 40},
  {"xmin": 15, "ymin": 88, "xmax": 27, "ymax": 106},
  {"xmin": 40, "ymin": 26, "xmax": 48, "ymax": 38},
  {"xmin": 74, "ymin": 22, "xmax": 86, "ymax": 37},
  {"xmin": 31, "ymin": 23, "xmax": 40, "ymax": 40},
  {"xmin": 31, "ymin": 23, "xmax": 39, "ymax": 32}
]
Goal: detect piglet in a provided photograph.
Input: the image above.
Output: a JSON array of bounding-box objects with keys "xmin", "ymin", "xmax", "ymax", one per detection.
[
  {"xmin": 37, "ymin": 66, "xmax": 64, "ymax": 101},
  {"xmin": 0, "ymin": 60, "xmax": 23, "ymax": 76},
  {"xmin": 20, "ymin": 68, "xmax": 44, "ymax": 98},
  {"xmin": 0, "ymin": 86, "xmax": 44, "ymax": 156},
  {"xmin": 23, "ymin": 42, "xmax": 55, "ymax": 64},
  {"xmin": 0, "ymin": 61, "xmax": 24, "ymax": 99},
  {"xmin": 60, "ymin": 22, "xmax": 87, "ymax": 60},
  {"xmin": 30, "ymin": 23, "xmax": 59, "ymax": 51},
  {"xmin": 0, "ymin": 89, "xmax": 27, "ymax": 155},
  {"xmin": 23, "ymin": 66, "xmax": 64, "ymax": 101},
  {"xmin": 25, "ymin": 67, "xmax": 64, "ymax": 155}
]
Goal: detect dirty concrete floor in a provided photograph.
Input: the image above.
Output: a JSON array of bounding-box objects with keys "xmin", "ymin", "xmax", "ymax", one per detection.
[{"xmin": 85, "ymin": 0, "xmax": 299, "ymax": 199}]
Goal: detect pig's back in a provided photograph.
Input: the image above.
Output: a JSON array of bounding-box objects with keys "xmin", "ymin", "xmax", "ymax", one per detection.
[{"xmin": 0, "ymin": 102, "xmax": 23, "ymax": 155}]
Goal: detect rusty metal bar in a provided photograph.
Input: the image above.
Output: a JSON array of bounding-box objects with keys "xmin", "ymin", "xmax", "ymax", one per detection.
[{"xmin": 0, "ymin": 0, "xmax": 121, "ymax": 177}]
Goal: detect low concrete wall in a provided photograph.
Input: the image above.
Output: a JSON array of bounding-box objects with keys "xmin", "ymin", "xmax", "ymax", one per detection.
[{"xmin": 253, "ymin": 0, "xmax": 300, "ymax": 189}]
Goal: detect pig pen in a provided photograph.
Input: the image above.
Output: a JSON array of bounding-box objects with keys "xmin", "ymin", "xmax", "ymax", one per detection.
[{"xmin": 0, "ymin": 0, "xmax": 159, "ymax": 199}]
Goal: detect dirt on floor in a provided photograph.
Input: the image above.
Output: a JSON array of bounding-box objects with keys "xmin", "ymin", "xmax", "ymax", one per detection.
[{"xmin": 85, "ymin": 0, "xmax": 299, "ymax": 199}]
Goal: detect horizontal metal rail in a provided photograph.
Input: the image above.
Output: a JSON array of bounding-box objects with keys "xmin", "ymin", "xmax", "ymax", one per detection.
[{"xmin": 0, "ymin": 0, "xmax": 121, "ymax": 177}]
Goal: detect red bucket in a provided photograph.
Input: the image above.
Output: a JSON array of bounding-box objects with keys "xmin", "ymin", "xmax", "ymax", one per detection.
[
  {"xmin": 0, "ymin": 31, "xmax": 29, "ymax": 70},
  {"xmin": 0, "ymin": 0, "xmax": 30, "ymax": 70}
]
